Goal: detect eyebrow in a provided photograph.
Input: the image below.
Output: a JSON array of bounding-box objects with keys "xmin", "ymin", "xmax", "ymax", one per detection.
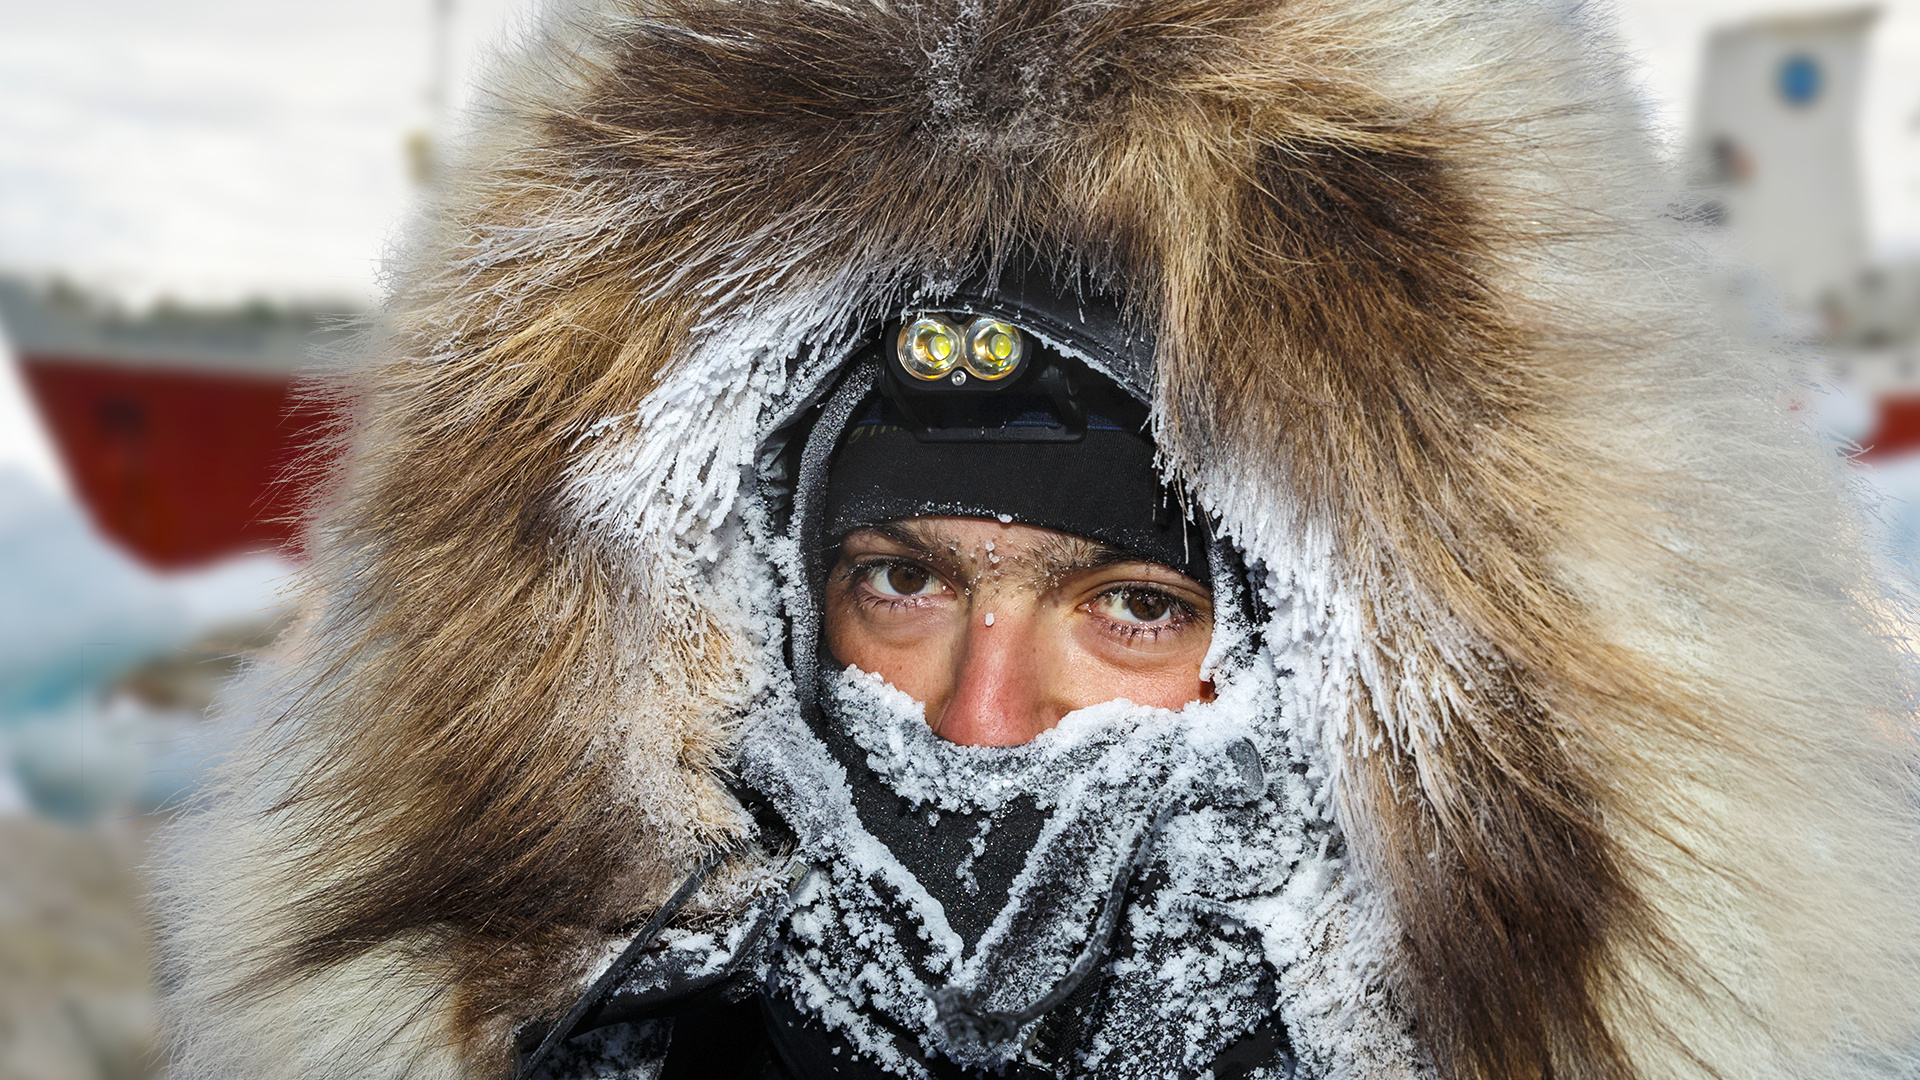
[
  {"xmin": 869, "ymin": 519, "xmax": 945, "ymax": 554},
  {"xmin": 862, "ymin": 520, "xmax": 1155, "ymax": 591},
  {"xmin": 867, "ymin": 520, "xmax": 961, "ymax": 564},
  {"xmin": 1028, "ymin": 531, "xmax": 1137, "ymax": 580}
]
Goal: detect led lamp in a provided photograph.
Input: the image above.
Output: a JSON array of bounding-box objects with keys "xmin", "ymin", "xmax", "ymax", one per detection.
[
  {"xmin": 964, "ymin": 318, "xmax": 1024, "ymax": 379},
  {"xmin": 896, "ymin": 313, "xmax": 1029, "ymax": 383},
  {"xmin": 898, "ymin": 316, "xmax": 963, "ymax": 379}
]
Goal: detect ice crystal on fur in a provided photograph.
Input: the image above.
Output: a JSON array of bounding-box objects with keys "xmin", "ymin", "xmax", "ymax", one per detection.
[{"xmin": 154, "ymin": 0, "xmax": 1920, "ymax": 1077}]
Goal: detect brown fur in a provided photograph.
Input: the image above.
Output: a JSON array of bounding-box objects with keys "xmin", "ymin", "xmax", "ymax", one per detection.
[{"xmin": 163, "ymin": 1, "xmax": 1920, "ymax": 1077}]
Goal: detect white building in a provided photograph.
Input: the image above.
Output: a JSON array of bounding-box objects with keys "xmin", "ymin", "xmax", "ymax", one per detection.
[{"xmin": 1691, "ymin": 6, "xmax": 1878, "ymax": 311}]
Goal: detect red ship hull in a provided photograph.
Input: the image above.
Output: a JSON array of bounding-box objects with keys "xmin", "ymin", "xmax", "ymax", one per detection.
[
  {"xmin": 19, "ymin": 355, "xmax": 333, "ymax": 570},
  {"xmin": 1860, "ymin": 394, "xmax": 1920, "ymax": 461}
]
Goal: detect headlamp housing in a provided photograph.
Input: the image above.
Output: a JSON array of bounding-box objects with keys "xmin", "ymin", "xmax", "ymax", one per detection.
[
  {"xmin": 898, "ymin": 316, "xmax": 963, "ymax": 380},
  {"xmin": 963, "ymin": 318, "xmax": 1025, "ymax": 380},
  {"xmin": 876, "ymin": 311, "xmax": 1089, "ymax": 443},
  {"xmin": 894, "ymin": 313, "xmax": 1029, "ymax": 387}
]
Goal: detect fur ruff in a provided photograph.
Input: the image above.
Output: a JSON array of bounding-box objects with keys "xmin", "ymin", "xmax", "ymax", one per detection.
[{"xmin": 159, "ymin": 0, "xmax": 1920, "ymax": 1077}]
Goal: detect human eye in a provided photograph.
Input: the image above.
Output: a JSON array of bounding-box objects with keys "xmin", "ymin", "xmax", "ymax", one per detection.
[
  {"xmin": 853, "ymin": 559, "xmax": 946, "ymax": 601},
  {"xmin": 1086, "ymin": 585, "xmax": 1196, "ymax": 635}
]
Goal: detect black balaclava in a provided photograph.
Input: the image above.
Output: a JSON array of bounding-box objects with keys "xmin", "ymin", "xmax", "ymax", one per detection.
[
  {"xmin": 790, "ymin": 265, "xmax": 1216, "ymax": 945},
  {"xmin": 538, "ymin": 266, "xmax": 1292, "ymax": 1080},
  {"xmin": 803, "ymin": 301, "xmax": 1217, "ymax": 946},
  {"xmin": 822, "ymin": 349, "xmax": 1211, "ymax": 585},
  {"xmin": 745, "ymin": 266, "xmax": 1276, "ymax": 1079}
]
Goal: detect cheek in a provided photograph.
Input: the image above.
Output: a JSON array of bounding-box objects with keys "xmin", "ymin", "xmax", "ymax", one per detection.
[
  {"xmin": 1079, "ymin": 666, "xmax": 1212, "ymax": 712},
  {"xmin": 822, "ymin": 594, "xmax": 958, "ymax": 704},
  {"xmin": 1062, "ymin": 625, "xmax": 1215, "ymax": 711},
  {"xmin": 822, "ymin": 598, "xmax": 884, "ymax": 672},
  {"xmin": 1120, "ymin": 665, "xmax": 1216, "ymax": 710}
]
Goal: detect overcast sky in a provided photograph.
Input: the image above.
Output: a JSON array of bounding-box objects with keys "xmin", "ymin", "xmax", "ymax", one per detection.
[
  {"xmin": 0, "ymin": 0, "xmax": 1915, "ymax": 305},
  {"xmin": 0, "ymin": 0, "xmax": 531, "ymax": 304},
  {"xmin": 1, "ymin": 0, "xmax": 1918, "ymax": 484}
]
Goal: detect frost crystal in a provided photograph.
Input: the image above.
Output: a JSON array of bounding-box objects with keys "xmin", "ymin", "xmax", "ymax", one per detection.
[
  {"xmin": 574, "ymin": 313, "xmax": 1350, "ymax": 1077},
  {"xmin": 727, "ymin": 621, "xmax": 1333, "ymax": 1074}
]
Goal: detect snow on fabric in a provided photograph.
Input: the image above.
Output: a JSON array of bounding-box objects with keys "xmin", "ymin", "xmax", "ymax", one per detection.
[
  {"xmin": 550, "ymin": 308, "xmax": 1371, "ymax": 1076},
  {"xmin": 737, "ymin": 662, "xmax": 1313, "ymax": 1075}
]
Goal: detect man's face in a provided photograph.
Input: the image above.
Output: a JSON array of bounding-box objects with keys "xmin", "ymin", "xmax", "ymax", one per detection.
[{"xmin": 824, "ymin": 516, "xmax": 1214, "ymax": 746}]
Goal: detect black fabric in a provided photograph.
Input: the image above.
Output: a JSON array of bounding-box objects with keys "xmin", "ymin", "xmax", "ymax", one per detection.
[
  {"xmin": 662, "ymin": 990, "xmax": 1295, "ymax": 1080},
  {"xmin": 1208, "ymin": 1011, "xmax": 1299, "ymax": 1080},
  {"xmin": 760, "ymin": 991, "xmax": 906, "ymax": 1080},
  {"xmin": 760, "ymin": 992, "xmax": 1053, "ymax": 1080},
  {"xmin": 548, "ymin": 987, "xmax": 1293, "ymax": 1080},
  {"xmin": 1022, "ymin": 939, "xmax": 1110, "ymax": 1071},
  {"xmin": 824, "ymin": 394, "xmax": 1209, "ymax": 584},
  {"xmin": 806, "ymin": 703, "xmax": 1051, "ymax": 954},
  {"xmin": 659, "ymin": 997, "xmax": 779, "ymax": 1080},
  {"xmin": 791, "ymin": 360, "xmax": 884, "ymax": 722}
]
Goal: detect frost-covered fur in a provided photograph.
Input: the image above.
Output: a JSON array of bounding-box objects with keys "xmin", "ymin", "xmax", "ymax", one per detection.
[{"xmin": 158, "ymin": 0, "xmax": 1920, "ymax": 1077}]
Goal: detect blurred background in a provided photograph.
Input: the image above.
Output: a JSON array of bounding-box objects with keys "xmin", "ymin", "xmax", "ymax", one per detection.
[{"xmin": 1, "ymin": 0, "xmax": 1917, "ymax": 1076}]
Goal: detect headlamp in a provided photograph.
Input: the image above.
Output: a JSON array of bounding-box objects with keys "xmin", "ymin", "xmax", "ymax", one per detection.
[
  {"xmin": 898, "ymin": 316, "xmax": 963, "ymax": 380},
  {"xmin": 895, "ymin": 313, "xmax": 1027, "ymax": 385},
  {"xmin": 964, "ymin": 318, "xmax": 1024, "ymax": 379}
]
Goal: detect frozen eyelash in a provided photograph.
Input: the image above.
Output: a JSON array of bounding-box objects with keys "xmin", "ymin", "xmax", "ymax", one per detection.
[
  {"xmin": 832, "ymin": 556, "xmax": 915, "ymax": 584},
  {"xmin": 1087, "ymin": 586, "xmax": 1200, "ymax": 638},
  {"xmin": 841, "ymin": 557, "xmax": 948, "ymax": 605}
]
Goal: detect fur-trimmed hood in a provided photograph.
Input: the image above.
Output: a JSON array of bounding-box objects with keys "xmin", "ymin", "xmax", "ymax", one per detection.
[{"xmin": 160, "ymin": 0, "xmax": 1920, "ymax": 1077}]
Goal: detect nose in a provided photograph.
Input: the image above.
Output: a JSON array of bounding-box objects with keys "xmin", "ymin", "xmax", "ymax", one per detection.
[{"xmin": 932, "ymin": 611, "xmax": 1055, "ymax": 746}]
